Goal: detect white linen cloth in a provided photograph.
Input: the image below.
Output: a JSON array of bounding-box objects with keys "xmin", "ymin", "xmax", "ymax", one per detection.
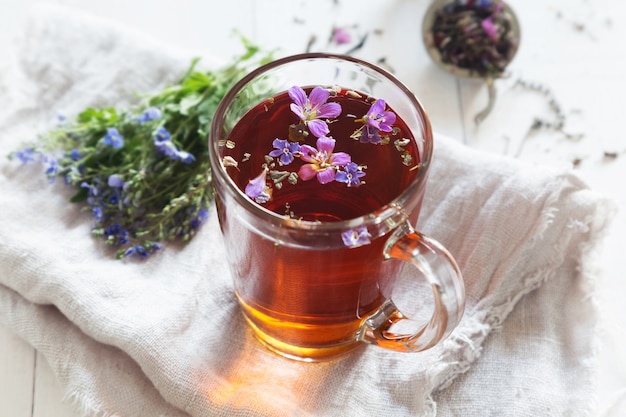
[{"xmin": 0, "ymin": 5, "xmax": 614, "ymax": 417}]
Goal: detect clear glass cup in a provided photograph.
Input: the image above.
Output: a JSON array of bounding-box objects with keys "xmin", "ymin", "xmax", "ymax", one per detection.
[{"xmin": 209, "ymin": 53, "xmax": 465, "ymax": 361}]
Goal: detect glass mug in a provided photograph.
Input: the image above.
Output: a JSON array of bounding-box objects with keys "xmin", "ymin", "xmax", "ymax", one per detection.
[{"xmin": 209, "ymin": 53, "xmax": 465, "ymax": 361}]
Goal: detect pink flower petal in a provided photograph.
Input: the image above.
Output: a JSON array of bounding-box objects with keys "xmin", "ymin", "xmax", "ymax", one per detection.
[
  {"xmin": 288, "ymin": 86, "xmax": 307, "ymax": 107},
  {"xmin": 367, "ymin": 99, "xmax": 386, "ymax": 118},
  {"xmin": 481, "ymin": 17, "xmax": 498, "ymax": 40},
  {"xmin": 299, "ymin": 144, "xmax": 318, "ymax": 163},
  {"xmin": 316, "ymin": 136, "xmax": 336, "ymax": 153},
  {"xmin": 330, "ymin": 152, "xmax": 351, "ymax": 166},
  {"xmin": 317, "ymin": 102, "xmax": 342, "ymax": 119},
  {"xmin": 245, "ymin": 169, "xmax": 267, "ymax": 199},
  {"xmin": 298, "ymin": 164, "xmax": 318, "ymax": 181},
  {"xmin": 333, "ymin": 27, "xmax": 351, "ymax": 45},
  {"xmin": 316, "ymin": 167, "xmax": 336, "ymax": 184},
  {"xmin": 308, "ymin": 119, "xmax": 330, "ymax": 138},
  {"xmin": 290, "ymin": 103, "xmax": 305, "ymax": 120},
  {"xmin": 309, "ymin": 86, "xmax": 329, "ymax": 108}
]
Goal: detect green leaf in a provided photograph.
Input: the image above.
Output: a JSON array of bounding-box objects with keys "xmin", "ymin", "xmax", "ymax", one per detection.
[
  {"xmin": 70, "ymin": 186, "xmax": 89, "ymax": 203},
  {"xmin": 179, "ymin": 93, "xmax": 204, "ymax": 116}
]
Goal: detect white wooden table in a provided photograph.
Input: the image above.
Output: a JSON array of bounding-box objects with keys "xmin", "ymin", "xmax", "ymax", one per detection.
[{"xmin": 1, "ymin": 0, "xmax": 625, "ymax": 415}]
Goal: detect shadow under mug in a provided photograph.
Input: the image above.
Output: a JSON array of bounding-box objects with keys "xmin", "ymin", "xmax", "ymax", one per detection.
[{"xmin": 209, "ymin": 53, "xmax": 465, "ymax": 361}]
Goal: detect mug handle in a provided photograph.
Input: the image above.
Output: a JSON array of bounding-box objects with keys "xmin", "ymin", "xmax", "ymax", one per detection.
[{"xmin": 358, "ymin": 221, "xmax": 465, "ymax": 352}]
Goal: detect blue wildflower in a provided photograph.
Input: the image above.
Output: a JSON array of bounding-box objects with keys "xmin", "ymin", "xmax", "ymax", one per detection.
[
  {"xmin": 65, "ymin": 166, "xmax": 82, "ymax": 185},
  {"xmin": 123, "ymin": 244, "xmax": 150, "ymax": 258},
  {"xmin": 154, "ymin": 139, "xmax": 179, "ymax": 159},
  {"xmin": 92, "ymin": 206, "xmax": 104, "ymax": 221},
  {"xmin": 155, "ymin": 126, "xmax": 171, "ymax": 142},
  {"xmin": 269, "ymin": 138, "xmax": 300, "ymax": 165},
  {"xmin": 153, "ymin": 127, "xmax": 195, "ymax": 164},
  {"xmin": 104, "ymin": 223, "xmax": 129, "ymax": 245},
  {"xmin": 81, "ymin": 181, "xmax": 100, "ymax": 197},
  {"xmin": 178, "ymin": 150, "xmax": 196, "ymax": 164},
  {"xmin": 70, "ymin": 148, "xmax": 82, "ymax": 161},
  {"xmin": 107, "ymin": 174, "xmax": 125, "ymax": 188},
  {"xmin": 15, "ymin": 147, "xmax": 38, "ymax": 164},
  {"xmin": 45, "ymin": 158, "xmax": 59, "ymax": 182},
  {"xmin": 136, "ymin": 107, "xmax": 162, "ymax": 124},
  {"xmin": 190, "ymin": 208, "xmax": 209, "ymax": 229},
  {"xmin": 103, "ymin": 127, "xmax": 124, "ymax": 149},
  {"xmin": 335, "ymin": 162, "xmax": 366, "ymax": 187},
  {"xmin": 81, "ymin": 179, "xmax": 103, "ymax": 206}
]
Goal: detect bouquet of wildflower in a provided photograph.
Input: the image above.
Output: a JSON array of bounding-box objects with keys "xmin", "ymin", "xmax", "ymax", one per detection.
[{"xmin": 9, "ymin": 40, "xmax": 272, "ymax": 259}]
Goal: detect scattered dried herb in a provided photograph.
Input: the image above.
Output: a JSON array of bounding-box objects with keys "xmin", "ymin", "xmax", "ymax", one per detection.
[{"xmin": 514, "ymin": 77, "xmax": 583, "ymax": 140}]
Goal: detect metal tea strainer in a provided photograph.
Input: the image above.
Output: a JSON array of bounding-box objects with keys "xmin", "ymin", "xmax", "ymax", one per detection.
[{"xmin": 422, "ymin": 0, "xmax": 521, "ymax": 123}]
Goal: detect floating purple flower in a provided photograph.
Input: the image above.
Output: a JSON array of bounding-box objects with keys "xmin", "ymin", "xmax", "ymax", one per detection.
[
  {"xmin": 288, "ymin": 86, "xmax": 342, "ymax": 138},
  {"xmin": 103, "ymin": 127, "xmax": 124, "ymax": 149},
  {"xmin": 298, "ymin": 136, "xmax": 351, "ymax": 184},
  {"xmin": 335, "ymin": 162, "xmax": 366, "ymax": 187},
  {"xmin": 360, "ymin": 125, "xmax": 383, "ymax": 144},
  {"xmin": 363, "ymin": 99, "xmax": 396, "ymax": 132},
  {"xmin": 136, "ymin": 107, "xmax": 162, "ymax": 124},
  {"xmin": 245, "ymin": 169, "xmax": 271, "ymax": 203},
  {"xmin": 341, "ymin": 226, "xmax": 372, "ymax": 248},
  {"xmin": 269, "ymin": 138, "xmax": 301, "ymax": 165}
]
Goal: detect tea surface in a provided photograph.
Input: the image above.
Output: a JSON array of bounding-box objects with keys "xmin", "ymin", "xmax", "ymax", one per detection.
[
  {"xmin": 223, "ymin": 87, "xmax": 420, "ymax": 221},
  {"xmin": 219, "ymin": 86, "xmax": 423, "ymax": 359}
]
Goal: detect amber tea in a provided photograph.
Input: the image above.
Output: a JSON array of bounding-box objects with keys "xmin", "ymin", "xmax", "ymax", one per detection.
[
  {"xmin": 209, "ymin": 54, "xmax": 465, "ymax": 362},
  {"xmin": 218, "ymin": 86, "xmax": 422, "ymax": 359}
]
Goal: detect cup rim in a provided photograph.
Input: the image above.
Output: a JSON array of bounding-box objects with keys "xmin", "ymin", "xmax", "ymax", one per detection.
[{"xmin": 209, "ymin": 52, "xmax": 433, "ymax": 233}]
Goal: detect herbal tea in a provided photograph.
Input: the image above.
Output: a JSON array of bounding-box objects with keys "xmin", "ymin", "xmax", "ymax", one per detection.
[{"xmin": 218, "ymin": 85, "xmax": 423, "ymax": 358}]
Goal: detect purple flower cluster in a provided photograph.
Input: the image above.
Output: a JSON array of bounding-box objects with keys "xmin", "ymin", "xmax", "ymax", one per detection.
[
  {"xmin": 359, "ymin": 99, "xmax": 396, "ymax": 145},
  {"xmin": 298, "ymin": 137, "xmax": 352, "ymax": 185},
  {"xmin": 288, "ymin": 86, "xmax": 342, "ymax": 138},
  {"xmin": 244, "ymin": 85, "xmax": 399, "ymax": 207}
]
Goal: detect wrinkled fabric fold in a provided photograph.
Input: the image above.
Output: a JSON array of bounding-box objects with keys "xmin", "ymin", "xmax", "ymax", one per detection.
[{"xmin": 0, "ymin": 4, "xmax": 613, "ymax": 417}]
